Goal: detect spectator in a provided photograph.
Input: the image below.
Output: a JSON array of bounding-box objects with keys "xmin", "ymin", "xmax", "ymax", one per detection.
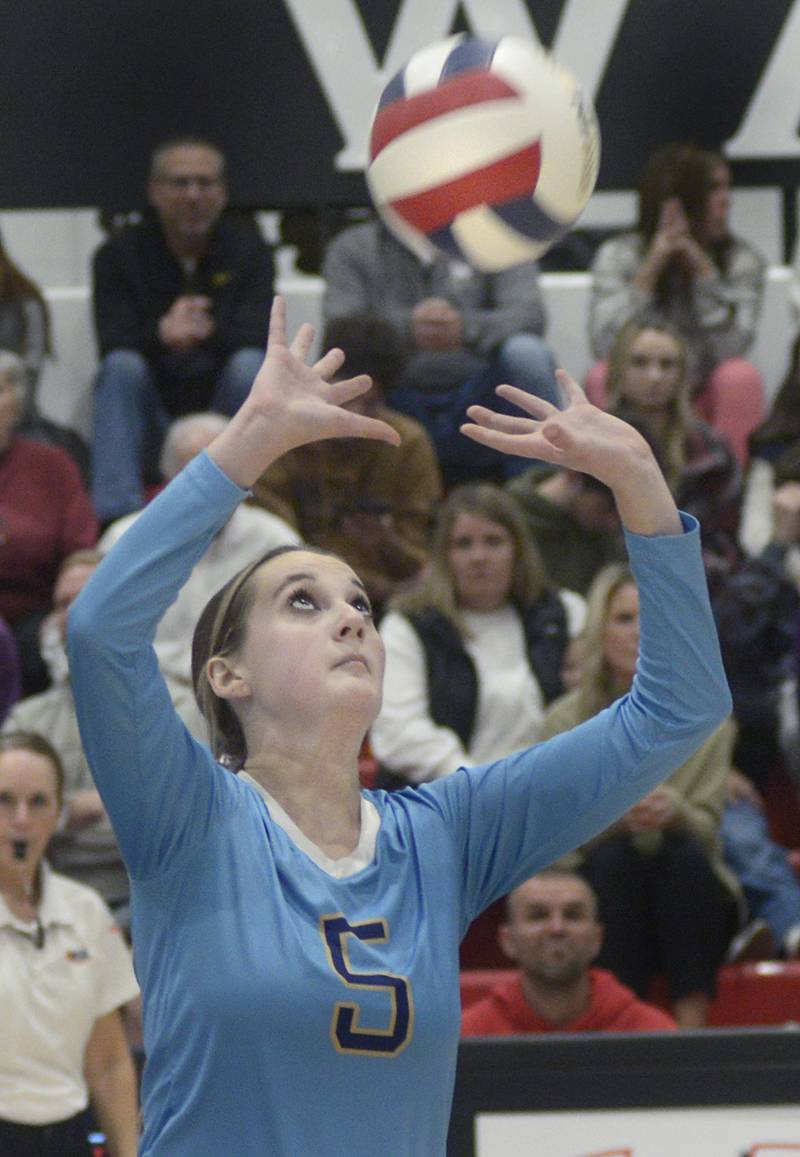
[
  {"xmin": 91, "ymin": 136, "xmax": 274, "ymax": 522},
  {"xmin": 101, "ymin": 411, "xmax": 300, "ymax": 687},
  {"xmin": 370, "ymin": 483, "xmax": 579, "ymax": 787},
  {"xmin": 0, "ymin": 350, "xmax": 97, "ymax": 695},
  {"xmin": 506, "ymin": 466, "xmax": 625, "ymax": 596},
  {"xmin": 322, "ymin": 217, "xmax": 558, "ymax": 487},
  {"xmin": 0, "ymin": 229, "xmax": 91, "ymax": 478},
  {"xmin": 712, "ymin": 532, "xmax": 798, "ymax": 791},
  {"xmin": 542, "ymin": 564, "xmax": 740, "ymax": 1027},
  {"xmin": 740, "ymin": 333, "xmax": 800, "ymax": 558},
  {"xmin": 3, "ymin": 549, "xmax": 206, "ymax": 907},
  {"xmin": 251, "ymin": 315, "xmax": 441, "ymax": 609},
  {"xmin": 588, "ymin": 142, "xmax": 765, "ymax": 466},
  {"xmin": 722, "ymin": 767, "xmax": 800, "ymax": 961},
  {"xmin": 0, "ymin": 617, "xmax": 21, "ymax": 724},
  {"xmin": 0, "ymin": 227, "xmax": 50, "ymax": 409},
  {"xmin": 605, "ymin": 320, "xmax": 741, "ymax": 577},
  {"xmin": 747, "ymin": 479, "xmax": 800, "ymax": 785},
  {"xmin": 565, "ymin": 628, "xmax": 800, "ymax": 964},
  {"xmin": 0, "ymin": 731, "xmax": 139, "ymax": 1156},
  {"xmin": 461, "ymin": 870, "xmax": 676, "ymax": 1035}
]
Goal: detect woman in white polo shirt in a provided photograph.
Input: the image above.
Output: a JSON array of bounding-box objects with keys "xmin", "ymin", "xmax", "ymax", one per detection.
[{"xmin": 0, "ymin": 731, "xmax": 139, "ymax": 1156}]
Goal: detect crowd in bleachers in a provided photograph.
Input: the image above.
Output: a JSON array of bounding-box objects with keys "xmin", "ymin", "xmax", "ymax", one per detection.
[{"xmin": 3, "ymin": 134, "xmax": 800, "ymax": 1151}]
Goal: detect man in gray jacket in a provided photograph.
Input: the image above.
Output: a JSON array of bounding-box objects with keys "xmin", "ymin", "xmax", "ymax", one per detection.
[{"xmin": 323, "ymin": 219, "xmax": 558, "ymax": 487}]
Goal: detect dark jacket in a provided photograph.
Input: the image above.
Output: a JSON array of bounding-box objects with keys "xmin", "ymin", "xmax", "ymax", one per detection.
[
  {"xmin": 92, "ymin": 212, "xmax": 274, "ymax": 413},
  {"xmin": 407, "ymin": 594, "xmax": 568, "ymax": 749}
]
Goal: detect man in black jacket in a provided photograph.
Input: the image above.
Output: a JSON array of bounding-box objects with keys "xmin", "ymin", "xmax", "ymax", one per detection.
[{"xmin": 90, "ymin": 137, "xmax": 274, "ymax": 522}]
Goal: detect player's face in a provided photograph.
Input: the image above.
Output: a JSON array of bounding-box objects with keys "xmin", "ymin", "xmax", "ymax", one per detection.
[
  {"xmin": 0, "ymin": 751, "xmax": 61, "ymax": 875},
  {"xmin": 149, "ymin": 145, "xmax": 227, "ymax": 243},
  {"xmin": 619, "ymin": 329, "xmax": 682, "ymax": 414},
  {"xmin": 447, "ymin": 513, "xmax": 515, "ymax": 611},
  {"xmin": 231, "ymin": 551, "xmax": 385, "ymax": 726},
  {"xmin": 603, "ymin": 582, "xmax": 640, "ymax": 688},
  {"xmin": 500, "ymin": 875, "xmax": 602, "ymax": 985}
]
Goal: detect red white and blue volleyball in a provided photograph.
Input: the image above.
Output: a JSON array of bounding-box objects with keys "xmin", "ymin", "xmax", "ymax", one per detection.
[{"xmin": 367, "ymin": 34, "xmax": 601, "ymax": 272}]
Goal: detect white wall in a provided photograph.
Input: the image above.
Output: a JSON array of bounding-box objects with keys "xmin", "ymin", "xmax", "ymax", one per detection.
[{"xmin": 7, "ymin": 200, "xmax": 797, "ymax": 438}]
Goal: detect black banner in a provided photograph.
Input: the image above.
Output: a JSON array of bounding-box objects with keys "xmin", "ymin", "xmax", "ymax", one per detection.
[{"xmin": 2, "ymin": 0, "xmax": 800, "ymax": 211}]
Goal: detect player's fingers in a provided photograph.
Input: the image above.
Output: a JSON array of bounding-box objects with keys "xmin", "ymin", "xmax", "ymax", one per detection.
[
  {"xmin": 312, "ymin": 346, "xmax": 346, "ymax": 380},
  {"xmin": 267, "ymin": 295, "xmax": 287, "ymax": 348},
  {"xmin": 327, "ymin": 373, "xmax": 373, "ymax": 404},
  {"xmin": 334, "ymin": 411, "xmax": 401, "ymax": 445},
  {"xmin": 464, "ymin": 405, "xmax": 538, "ymax": 435},
  {"xmin": 460, "ymin": 423, "xmax": 556, "ymax": 459},
  {"xmin": 289, "ymin": 322, "xmax": 316, "ymax": 362},
  {"xmin": 555, "ymin": 369, "xmax": 588, "ymax": 405},
  {"xmin": 494, "ymin": 383, "xmax": 559, "ymax": 418}
]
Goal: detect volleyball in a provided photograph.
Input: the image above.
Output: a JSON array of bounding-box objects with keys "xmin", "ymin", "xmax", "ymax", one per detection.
[{"xmin": 367, "ymin": 34, "xmax": 601, "ymax": 272}]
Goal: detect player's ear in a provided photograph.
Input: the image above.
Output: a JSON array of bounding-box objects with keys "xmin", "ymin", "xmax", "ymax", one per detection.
[{"xmin": 205, "ymin": 655, "xmax": 251, "ymax": 701}]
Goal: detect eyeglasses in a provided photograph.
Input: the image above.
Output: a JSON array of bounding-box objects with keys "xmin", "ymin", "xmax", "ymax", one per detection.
[{"xmin": 155, "ymin": 174, "xmax": 223, "ymax": 191}]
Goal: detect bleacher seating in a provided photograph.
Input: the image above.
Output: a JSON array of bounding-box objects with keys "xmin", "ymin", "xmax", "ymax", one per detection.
[
  {"xmin": 459, "ymin": 962, "xmax": 800, "ymax": 1027},
  {"xmin": 35, "ymin": 263, "xmax": 798, "ymax": 441}
]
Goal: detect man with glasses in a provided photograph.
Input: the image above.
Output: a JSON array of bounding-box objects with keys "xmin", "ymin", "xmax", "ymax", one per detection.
[{"xmin": 90, "ymin": 137, "xmax": 274, "ymax": 523}]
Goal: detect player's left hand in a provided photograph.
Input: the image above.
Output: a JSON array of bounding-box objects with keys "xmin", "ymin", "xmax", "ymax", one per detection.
[{"xmin": 460, "ymin": 370, "xmax": 654, "ymax": 492}]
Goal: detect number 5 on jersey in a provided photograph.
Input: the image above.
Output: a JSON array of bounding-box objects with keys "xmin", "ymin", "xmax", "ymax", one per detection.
[{"xmin": 320, "ymin": 913, "xmax": 414, "ymax": 1057}]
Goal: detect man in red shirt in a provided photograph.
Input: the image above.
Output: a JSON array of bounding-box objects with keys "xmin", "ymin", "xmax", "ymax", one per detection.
[{"xmin": 461, "ymin": 869, "xmax": 676, "ymax": 1035}]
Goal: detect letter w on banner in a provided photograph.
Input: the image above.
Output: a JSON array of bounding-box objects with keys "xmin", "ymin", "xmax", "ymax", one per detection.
[{"xmin": 281, "ymin": 0, "xmax": 628, "ymax": 170}]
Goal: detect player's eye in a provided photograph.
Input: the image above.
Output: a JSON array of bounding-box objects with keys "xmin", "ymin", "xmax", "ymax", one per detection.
[
  {"xmin": 288, "ymin": 587, "xmax": 318, "ymax": 612},
  {"xmin": 351, "ymin": 594, "xmax": 373, "ymax": 619}
]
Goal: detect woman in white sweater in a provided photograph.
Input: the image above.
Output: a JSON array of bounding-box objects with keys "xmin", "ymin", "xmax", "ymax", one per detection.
[{"xmin": 371, "ymin": 483, "xmax": 583, "ymax": 786}]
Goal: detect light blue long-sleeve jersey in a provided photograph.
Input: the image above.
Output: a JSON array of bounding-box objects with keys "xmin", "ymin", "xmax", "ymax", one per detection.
[{"xmin": 67, "ymin": 451, "xmax": 731, "ymax": 1157}]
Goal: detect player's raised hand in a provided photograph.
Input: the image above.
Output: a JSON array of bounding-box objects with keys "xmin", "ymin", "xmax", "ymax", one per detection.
[
  {"xmin": 209, "ymin": 297, "xmax": 400, "ymax": 488},
  {"xmin": 461, "ymin": 370, "xmax": 681, "ymax": 537},
  {"xmin": 248, "ymin": 296, "xmax": 400, "ymax": 451},
  {"xmin": 461, "ymin": 372, "xmax": 649, "ymax": 485}
]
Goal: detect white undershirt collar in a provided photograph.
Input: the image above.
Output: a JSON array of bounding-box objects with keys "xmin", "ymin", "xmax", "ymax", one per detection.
[{"xmin": 238, "ymin": 771, "xmax": 380, "ymax": 879}]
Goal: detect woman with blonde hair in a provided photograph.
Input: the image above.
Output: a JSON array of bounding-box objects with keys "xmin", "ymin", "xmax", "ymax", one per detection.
[
  {"xmin": 371, "ymin": 481, "xmax": 580, "ymax": 788},
  {"xmin": 605, "ymin": 319, "xmax": 741, "ymax": 574},
  {"xmin": 542, "ymin": 563, "xmax": 740, "ymax": 1027}
]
